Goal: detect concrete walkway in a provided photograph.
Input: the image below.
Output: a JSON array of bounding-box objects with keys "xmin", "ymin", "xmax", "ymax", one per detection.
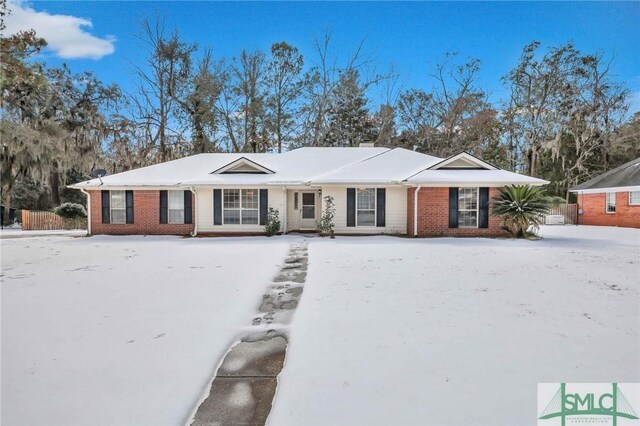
[{"xmin": 189, "ymin": 242, "xmax": 308, "ymax": 426}]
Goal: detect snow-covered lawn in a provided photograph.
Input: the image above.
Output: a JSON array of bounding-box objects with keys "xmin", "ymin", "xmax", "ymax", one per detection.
[
  {"xmin": 1, "ymin": 235, "xmax": 292, "ymax": 425},
  {"xmin": 1, "ymin": 226, "xmax": 638, "ymax": 425},
  {"xmin": 270, "ymin": 226, "xmax": 640, "ymax": 425}
]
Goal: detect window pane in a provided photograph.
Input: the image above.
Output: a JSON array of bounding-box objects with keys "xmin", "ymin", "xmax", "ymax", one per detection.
[
  {"xmin": 458, "ymin": 211, "xmax": 477, "ymax": 228},
  {"xmin": 111, "ymin": 210, "xmax": 126, "ymax": 224},
  {"xmin": 606, "ymin": 193, "xmax": 616, "ymax": 213},
  {"xmin": 294, "ymin": 192, "xmax": 299, "ymax": 210},
  {"xmin": 357, "ymin": 210, "xmax": 375, "ymax": 226},
  {"xmin": 224, "ymin": 209, "xmax": 240, "ymax": 224},
  {"xmin": 458, "ymin": 188, "xmax": 478, "ymax": 228},
  {"xmin": 224, "ymin": 189, "xmax": 240, "ymax": 209},
  {"xmin": 356, "ymin": 188, "xmax": 376, "ymax": 226},
  {"xmin": 302, "ymin": 193, "xmax": 315, "ymax": 205},
  {"xmin": 459, "ymin": 188, "xmax": 478, "ymax": 210},
  {"xmin": 169, "ymin": 209, "xmax": 184, "ymax": 224},
  {"xmin": 242, "ymin": 209, "xmax": 259, "ymax": 224},
  {"xmin": 302, "ymin": 206, "xmax": 315, "ymax": 219},
  {"xmin": 242, "ymin": 189, "xmax": 259, "ymax": 209},
  {"xmin": 169, "ymin": 191, "xmax": 184, "ymax": 210},
  {"xmin": 357, "ymin": 189, "xmax": 375, "ymax": 210},
  {"xmin": 630, "ymin": 191, "xmax": 640, "ymax": 205},
  {"xmin": 111, "ymin": 191, "xmax": 125, "ymax": 209}
]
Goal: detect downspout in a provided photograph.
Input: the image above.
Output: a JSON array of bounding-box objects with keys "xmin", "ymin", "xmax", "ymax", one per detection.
[
  {"xmin": 80, "ymin": 188, "xmax": 91, "ymax": 236},
  {"xmin": 413, "ymin": 185, "xmax": 422, "ymax": 237},
  {"xmin": 282, "ymin": 187, "xmax": 287, "ymax": 234},
  {"xmin": 189, "ymin": 187, "xmax": 198, "ymax": 237}
]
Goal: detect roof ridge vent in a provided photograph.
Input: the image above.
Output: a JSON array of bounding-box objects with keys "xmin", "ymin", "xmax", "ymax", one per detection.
[{"xmin": 359, "ymin": 142, "xmax": 375, "ymax": 148}]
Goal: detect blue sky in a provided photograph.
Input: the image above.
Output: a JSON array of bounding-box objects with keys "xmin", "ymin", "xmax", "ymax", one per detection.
[{"xmin": 8, "ymin": 1, "xmax": 640, "ymax": 111}]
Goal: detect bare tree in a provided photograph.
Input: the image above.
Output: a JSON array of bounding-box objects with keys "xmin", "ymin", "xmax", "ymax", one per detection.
[
  {"xmin": 299, "ymin": 31, "xmax": 393, "ymax": 147},
  {"xmin": 266, "ymin": 42, "xmax": 304, "ymax": 153},
  {"xmin": 502, "ymin": 41, "xmax": 578, "ymax": 176},
  {"xmin": 550, "ymin": 51, "xmax": 629, "ymax": 199},
  {"xmin": 397, "ymin": 54, "xmax": 491, "ymax": 157},
  {"xmin": 130, "ymin": 17, "xmax": 196, "ymax": 162},
  {"xmin": 177, "ymin": 49, "xmax": 223, "ymax": 153}
]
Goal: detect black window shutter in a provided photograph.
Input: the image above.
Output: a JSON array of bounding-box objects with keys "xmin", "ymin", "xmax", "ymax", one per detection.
[
  {"xmin": 159, "ymin": 190, "xmax": 168, "ymax": 224},
  {"xmin": 346, "ymin": 188, "xmax": 356, "ymax": 227},
  {"xmin": 259, "ymin": 189, "xmax": 268, "ymax": 226},
  {"xmin": 376, "ymin": 188, "xmax": 386, "ymax": 227},
  {"xmin": 125, "ymin": 190, "xmax": 134, "ymax": 224},
  {"xmin": 479, "ymin": 187, "xmax": 489, "ymax": 228},
  {"xmin": 449, "ymin": 187, "xmax": 459, "ymax": 228},
  {"xmin": 184, "ymin": 190, "xmax": 193, "ymax": 224},
  {"xmin": 101, "ymin": 190, "xmax": 110, "ymax": 224},
  {"xmin": 213, "ymin": 189, "xmax": 222, "ymax": 225}
]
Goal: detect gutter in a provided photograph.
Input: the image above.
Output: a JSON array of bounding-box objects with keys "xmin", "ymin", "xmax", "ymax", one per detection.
[
  {"xmin": 413, "ymin": 185, "xmax": 421, "ymax": 237},
  {"xmin": 282, "ymin": 186, "xmax": 287, "ymax": 234},
  {"xmin": 79, "ymin": 188, "xmax": 91, "ymax": 236},
  {"xmin": 189, "ymin": 187, "xmax": 198, "ymax": 237}
]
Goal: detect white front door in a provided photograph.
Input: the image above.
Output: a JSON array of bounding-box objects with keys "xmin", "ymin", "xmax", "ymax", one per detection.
[{"xmin": 300, "ymin": 192, "xmax": 317, "ymax": 229}]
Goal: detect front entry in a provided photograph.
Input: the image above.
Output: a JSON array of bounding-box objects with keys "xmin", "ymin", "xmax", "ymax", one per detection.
[{"xmin": 300, "ymin": 192, "xmax": 317, "ymax": 229}]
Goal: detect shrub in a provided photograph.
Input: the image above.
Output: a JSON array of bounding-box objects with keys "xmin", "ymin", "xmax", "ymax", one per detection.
[
  {"xmin": 54, "ymin": 202, "xmax": 87, "ymax": 219},
  {"xmin": 316, "ymin": 195, "xmax": 336, "ymax": 237},
  {"xmin": 491, "ymin": 185, "xmax": 554, "ymax": 238},
  {"xmin": 264, "ymin": 207, "xmax": 281, "ymax": 236}
]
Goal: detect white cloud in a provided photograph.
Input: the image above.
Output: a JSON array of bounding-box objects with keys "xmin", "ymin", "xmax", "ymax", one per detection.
[{"xmin": 4, "ymin": 0, "xmax": 115, "ymax": 59}]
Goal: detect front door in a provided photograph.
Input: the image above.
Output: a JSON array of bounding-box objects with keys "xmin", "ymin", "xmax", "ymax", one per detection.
[{"xmin": 300, "ymin": 192, "xmax": 316, "ymax": 229}]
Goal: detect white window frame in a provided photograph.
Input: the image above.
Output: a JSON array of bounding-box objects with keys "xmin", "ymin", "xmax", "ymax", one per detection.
[
  {"xmin": 629, "ymin": 191, "xmax": 640, "ymax": 206},
  {"xmin": 223, "ymin": 189, "xmax": 260, "ymax": 225},
  {"xmin": 458, "ymin": 187, "xmax": 479, "ymax": 228},
  {"xmin": 110, "ymin": 190, "xmax": 126, "ymax": 224},
  {"xmin": 356, "ymin": 188, "xmax": 376, "ymax": 227},
  {"xmin": 168, "ymin": 190, "xmax": 185, "ymax": 224},
  {"xmin": 606, "ymin": 192, "xmax": 616, "ymax": 214}
]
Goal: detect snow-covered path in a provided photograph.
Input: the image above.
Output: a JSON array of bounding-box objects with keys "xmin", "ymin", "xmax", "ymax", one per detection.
[
  {"xmin": 269, "ymin": 226, "xmax": 640, "ymax": 425},
  {"xmin": 1, "ymin": 235, "xmax": 293, "ymax": 425}
]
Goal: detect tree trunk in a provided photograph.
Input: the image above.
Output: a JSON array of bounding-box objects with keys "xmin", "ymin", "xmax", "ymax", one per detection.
[
  {"xmin": 193, "ymin": 119, "xmax": 206, "ymax": 154},
  {"xmin": 1, "ymin": 191, "xmax": 11, "ymax": 227},
  {"xmin": 49, "ymin": 161, "xmax": 61, "ymax": 207}
]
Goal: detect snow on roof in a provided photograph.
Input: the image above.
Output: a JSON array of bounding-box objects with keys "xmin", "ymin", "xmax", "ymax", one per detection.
[
  {"xmin": 570, "ymin": 157, "xmax": 640, "ymax": 192},
  {"xmin": 312, "ymin": 148, "xmax": 442, "ymax": 184},
  {"xmin": 181, "ymin": 147, "xmax": 391, "ymax": 185},
  {"xmin": 406, "ymin": 168, "xmax": 549, "ymax": 186},
  {"xmin": 70, "ymin": 153, "xmax": 274, "ymax": 188},
  {"xmin": 427, "ymin": 152, "xmax": 497, "ymax": 170},
  {"xmin": 71, "ymin": 147, "xmax": 390, "ymax": 188},
  {"xmin": 69, "ymin": 146, "xmax": 546, "ymax": 188}
]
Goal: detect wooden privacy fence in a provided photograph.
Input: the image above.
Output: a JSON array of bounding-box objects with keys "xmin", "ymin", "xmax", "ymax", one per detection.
[
  {"xmin": 541, "ymin": 204, "xmax": 578, "ymax": 225},
  {"xmin": 21, "ymin": 210, "xmax": 87, "ymax": 231}
]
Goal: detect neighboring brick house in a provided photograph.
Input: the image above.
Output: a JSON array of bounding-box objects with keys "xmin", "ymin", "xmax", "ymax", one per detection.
[
  {"xmin": 70, "ymin": 148, "xmax": 546, "ymax": 237},
  {"xmin": 570, "ymin": 158, "xmax": 640, "ymax": 229}
]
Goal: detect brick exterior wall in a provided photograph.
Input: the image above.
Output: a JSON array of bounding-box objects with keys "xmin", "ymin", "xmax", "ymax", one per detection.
[
  {"xmin": 577, "ymin": 191, "xmax": 640, "ymax": 228},
  {"xmin": 407, "ymin": 187, "xmax": 509, "ymax": 237},
  {"xmin": 88, "ymin": 187, "xmax": 521, "ymax": 237},
  {"xmin": 88, "ymin": 190, "xmax": 195, "ymax": 235}
]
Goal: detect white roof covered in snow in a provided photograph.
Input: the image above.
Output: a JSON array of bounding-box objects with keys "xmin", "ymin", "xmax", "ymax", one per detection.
[
  {"xmin": 312, "ymin": 148, "xmax": 441, "ymax": 184},
  {"xmin": 70, "ymin": 147, "xmax": 546, "ymax": 188},
  {"xmin": 405, "ymin": 168, "xmax": 549, "ymax": 186}
]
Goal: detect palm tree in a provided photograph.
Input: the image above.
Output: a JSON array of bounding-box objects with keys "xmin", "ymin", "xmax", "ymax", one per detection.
[{"xmin": 491, "ymin": 185, "xmax": 558, "ymax": 238}]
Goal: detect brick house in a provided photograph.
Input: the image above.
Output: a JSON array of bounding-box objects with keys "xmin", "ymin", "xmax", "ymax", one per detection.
[
  {"xmin": 570, "ymin": 158, "xmax": 640, "ymax": 229},
  {"xmin": 70, "ymin": 147, "xmax": 547, "ymax": 237}
]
